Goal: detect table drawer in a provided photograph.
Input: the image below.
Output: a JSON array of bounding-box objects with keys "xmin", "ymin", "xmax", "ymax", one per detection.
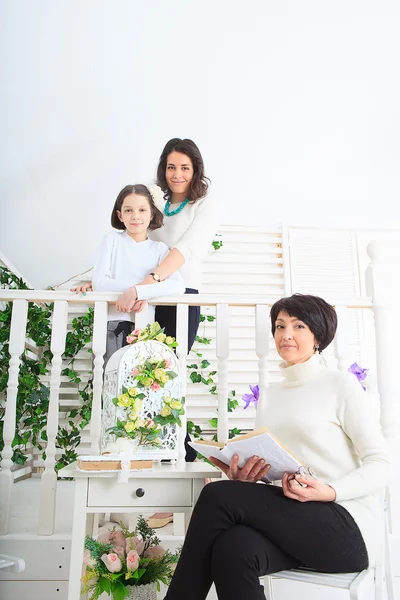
[{"xmin": 87, "ymin": 478, "xmax": 192, "ymax": 507}]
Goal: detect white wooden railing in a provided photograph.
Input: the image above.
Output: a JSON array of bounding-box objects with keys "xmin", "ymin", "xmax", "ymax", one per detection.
[{"xmin": 0, "ymin": 241, "xmax": 399, "ymax": 539}]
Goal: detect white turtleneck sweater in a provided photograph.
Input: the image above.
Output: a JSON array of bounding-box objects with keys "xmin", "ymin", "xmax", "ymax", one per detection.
[
  {"xmin": 255, "ymin": 354, "xmax": 391, "ymax": 566},
  {"xmin": 148, "ymin": 185, "xmax": 220, "ymax": 290}
]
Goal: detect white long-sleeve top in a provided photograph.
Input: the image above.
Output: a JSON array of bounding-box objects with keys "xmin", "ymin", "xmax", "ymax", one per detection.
[
  {"xmin": 255, "ymin": 354, "xmax": 391, "ymax": 566},
  {"xmin": 148, "ymin": 185, "xmax": 220, "ymax": 290},
  {"xmin": 92, "ymin": 230, "xmax": 185, "ymax": 322}
]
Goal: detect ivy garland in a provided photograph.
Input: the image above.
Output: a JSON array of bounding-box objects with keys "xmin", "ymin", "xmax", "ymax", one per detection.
[
  {"xmin": 187, "ymin": 314, "xmax": 242, "ymax": 444},
  {"xmin": 0, "ymin": 266, "xmax": 94, "ymax": 471}
]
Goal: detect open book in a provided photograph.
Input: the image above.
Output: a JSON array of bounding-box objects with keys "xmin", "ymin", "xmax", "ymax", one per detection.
[{"xmin": 188, "ymin": 428, "xmax": 303, "ymax": 482}]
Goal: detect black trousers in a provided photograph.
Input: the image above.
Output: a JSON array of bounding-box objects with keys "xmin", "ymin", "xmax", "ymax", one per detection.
[
  {"xmin": 165, "ymin": 481, "xmax": 368, "ymax": 600},
  {"xmin": 155, "ymin": 288, "xmax": 200, "ymax": 352},
  {"xmin": 155, "ymin": 288, "xmax": 200, "ymax": 462}
]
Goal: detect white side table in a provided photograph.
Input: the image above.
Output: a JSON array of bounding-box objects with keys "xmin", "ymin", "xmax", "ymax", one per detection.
[{"xmin": 59, "ymin": 461, "xmax": 221, "ymax": 600}]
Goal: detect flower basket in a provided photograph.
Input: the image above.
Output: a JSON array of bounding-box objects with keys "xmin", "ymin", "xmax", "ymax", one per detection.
[
  {"xmin": 127, "ymin": 582, "xmax": 157, "ymax": 600},
  {"xmin": 82, "ymin": 516, "xmax": 180, "ymax": 600}
]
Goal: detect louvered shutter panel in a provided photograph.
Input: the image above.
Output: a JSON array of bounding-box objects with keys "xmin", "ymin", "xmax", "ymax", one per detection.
[
  {"xmin": 187, "ymin": 226, "xmax": 285, "ymax": 434},
  {"xmin": 287, "ymin": 228, "xmax": 363, "ymax": 367}
]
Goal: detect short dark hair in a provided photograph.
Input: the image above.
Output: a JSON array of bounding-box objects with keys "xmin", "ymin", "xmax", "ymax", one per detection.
[
  {"xmin": 156, "ymin": 138, "xmax": 210, "ymax": 202},
  {"xmin": 111, "ymin": 184, "xmax": 163, "ymax": 231},
  {"xmin": 270, "ymin": 294, "xmax": 337, "ymax": 352}
]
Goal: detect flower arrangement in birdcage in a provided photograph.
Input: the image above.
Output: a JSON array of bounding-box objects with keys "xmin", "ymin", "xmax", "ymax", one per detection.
[
  {"xmin": 132, "ymin": 355, "xmax": 178, "ymax": 392},
  {"xmin": 81, "ymin": 516, "xmax": 181, "ymax": 599},
  {"xmin": 106, "ymin": 345, "xmax": 185, "ymax": 447},
  {"xmin": 126, "ymin": 322, "xmax": 177, "ymax": 350}
]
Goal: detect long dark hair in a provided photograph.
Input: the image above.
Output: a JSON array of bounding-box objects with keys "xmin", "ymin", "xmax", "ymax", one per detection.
[
  {"xmin": 156, "ymin": 138, "xmax": 210, "ymax": 202},
  {"xmin": 111, "ymin": 184, "xmax": 163, "ymax": 231}
]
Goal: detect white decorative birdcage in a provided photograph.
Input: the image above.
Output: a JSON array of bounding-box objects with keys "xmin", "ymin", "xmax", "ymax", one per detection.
[{"xmin": 102, "ymin": 340, "xmax": 181, "ymax": 460}]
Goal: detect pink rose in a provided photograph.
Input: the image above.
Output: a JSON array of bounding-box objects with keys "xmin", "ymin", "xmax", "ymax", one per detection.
[
  {"xmin": 145, "ymin": 419, "xmax": 155, "ymax": 429},
  {"xmin": 165, "ymin": 359, "xmax": 172, "ymax": 368},
  {"xmin": 114, "ymin": 545, "xmax": 125, "ymax": 558},
  {"xmin": 144, "ymin": 545, "xmax": 166, "ymax": 559},
  {"xmin": 133, "ymin": 329, "xmax": 141, "ymax": 336},
  {"xmin": 151, "ymin": 382, "xmax": 161, "ymax": 391},
  {"xmin": 126, "ymin": 335, "xmax": 135, "ymax": 344},
  {"xmin": 126, "ymin": 535, "xmax": 145, "ymax": 555},
  {"xmin": 83, "ymin": 548, "xmax": 96, "ymax": 568},
  {"xmin": 109, "ymin": 529, "xmax": 126, "ymax": 548},
  {"xmin": 132, "ymin": 367, "xmax": 140, "ymax": 377},
  {"xmin": 101, "ymin": 553, "xmax": 122, "ymax": 573},
  {"xmin": 96, "ymin": 530, "xmax": 111, "ymax": 544},
  {"xmin": 126, "ymin": 549, "xmax": 140, "ymax": 572}
]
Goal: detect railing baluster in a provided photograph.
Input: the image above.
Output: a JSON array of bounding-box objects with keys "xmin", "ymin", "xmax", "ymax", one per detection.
[
  {"xmin": 255, "ymin": 305, "xmax": 270, "ymax": 427},
  {"xmin": 38, "ymin": 301, "xmax": 68, "ymax": 535},
  {"xmin": 216, "ymin": 304, "xmax": 229, "ymax": 443},
  {"xmin": 366, "ymin": 241, "xmax": 400, "ymax": 539},
  {"xmin": 176, "ymin": 304, "xmax": 188, "ymax": 461},
  {"xmin": 134, "ymin": 304, "xmax": 151, "ymax": 330},
  {"xmin": 0, "ymin": 299, "xmax": 28, "ymax": 535},
  {"xmin": 366, "ymin": 241, "xmax": 400, "ymax": 447},
  {"xmin": 90, "ymin": 302, "xmax": 108, "ymax": 455},
  {"xmin": 334, "ymin": 305, "xmax": 351, "ymax": 372}
]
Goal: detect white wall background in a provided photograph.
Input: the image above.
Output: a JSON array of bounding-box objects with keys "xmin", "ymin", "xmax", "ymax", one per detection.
[{"xmin": 1, "ymin": 0, "xmax": 400, "ymax": 288}]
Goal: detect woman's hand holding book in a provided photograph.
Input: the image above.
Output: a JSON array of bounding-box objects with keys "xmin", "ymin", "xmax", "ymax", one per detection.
[
  {"xmin": 282, "ymin": 472, "xmax": 336, "ymax": 502},
  {"xmin": 209, "ymin": 453, "xmax": 271, "ymax": 483}
]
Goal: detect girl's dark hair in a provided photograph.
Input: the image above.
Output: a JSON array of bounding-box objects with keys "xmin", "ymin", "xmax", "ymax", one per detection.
[
  {"xmin": 270, "ymin": 294, "xmax": 337, "ymax": 352},
  {"xmin": 156, "ymin": 138, "xmax": 210, "ymax": 202},
  {"xmin": 111, "ymin": 184, "xmax": 163, "ymax": 231}
]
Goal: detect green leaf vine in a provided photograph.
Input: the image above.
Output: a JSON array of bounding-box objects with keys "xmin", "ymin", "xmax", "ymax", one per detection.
[
  {"xmin": 0, "ymin": 266, "xmax": 94, "ymax": 472},
  {"xmin": 187, "ymin": 319, "xmax": 242, "ymax": 446}
]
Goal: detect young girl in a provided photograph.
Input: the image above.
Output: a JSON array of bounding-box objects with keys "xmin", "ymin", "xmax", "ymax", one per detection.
[{"xmin": 92, "ymin": 184, "xmax": 185, "ymax": 366}]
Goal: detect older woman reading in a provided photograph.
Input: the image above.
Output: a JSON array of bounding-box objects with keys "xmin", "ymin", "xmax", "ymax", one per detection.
[{"xmin": 164, "ymin": 294, "xmax": 391, "ymax": 600}]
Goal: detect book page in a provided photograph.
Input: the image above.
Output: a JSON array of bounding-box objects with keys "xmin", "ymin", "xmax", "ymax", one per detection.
[
  {"xmin": 221, "ymin": 433, "xmax": 302, "ymax": 482},
  {"xmin": 189, "ymin": 432, "xmax": 302, "ymax": 482},
  {"xmin": 188, "ymin": 442, "xmax": 229, "ymax": 464}
]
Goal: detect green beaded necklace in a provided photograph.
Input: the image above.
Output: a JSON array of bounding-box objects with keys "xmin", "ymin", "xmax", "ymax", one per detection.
[{"xmin": 164, "ymin": 197, "xmax": 190, "ymax": 217}]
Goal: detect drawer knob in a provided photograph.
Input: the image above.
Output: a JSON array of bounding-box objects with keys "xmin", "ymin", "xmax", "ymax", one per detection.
[{"xmin": 135, "ymin": 487, "xmax": 145, "ymax": 498}]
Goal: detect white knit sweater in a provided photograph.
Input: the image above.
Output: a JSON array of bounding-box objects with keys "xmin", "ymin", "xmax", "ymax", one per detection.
[
  {"xmin": 255, "ymin": 354, "xmax": 391, "ymax": 566},
  {"xmin": 148, "ymin": 185, "xmax": 220, "ymax": 290}
]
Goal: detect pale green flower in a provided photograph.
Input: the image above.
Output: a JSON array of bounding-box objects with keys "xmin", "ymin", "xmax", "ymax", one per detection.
[
  {"xmin": 153, "ymin": 368, "xmax": 165, "ymax": 380},
  {"xmin": 170, "ymin": 400, "xmax": 182, "ymax": 410},
  {"xmin": 131, "ymin": 397, "xmax": 143, "ymax": 414},
  {"xmin": 117, "ymin": 394, "xmax": 131, "ymax": 408}
]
